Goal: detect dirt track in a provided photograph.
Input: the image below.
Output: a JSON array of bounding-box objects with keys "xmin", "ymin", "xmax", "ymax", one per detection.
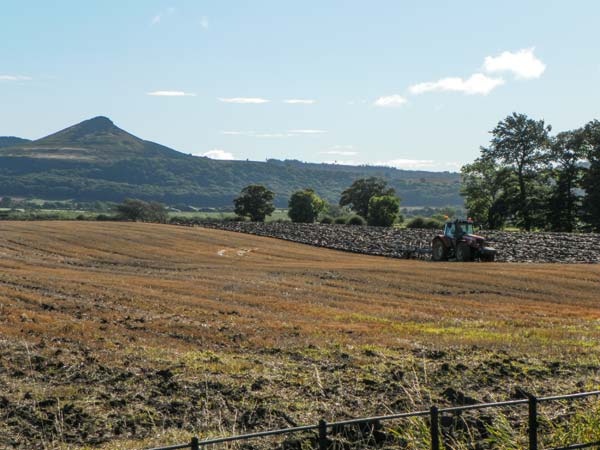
[{"xmin": 196, "ymin": 222, "xmax": 600, "ymax": 263}]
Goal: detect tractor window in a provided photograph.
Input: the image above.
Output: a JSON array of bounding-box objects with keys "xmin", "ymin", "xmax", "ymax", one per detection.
[
  {"xmin": 444, "ymin": 223, "xmax": 455, "ymax": 238},
  {"xmin": 456, "ymin": 222, "xmax": 474, "ymax": 236}
]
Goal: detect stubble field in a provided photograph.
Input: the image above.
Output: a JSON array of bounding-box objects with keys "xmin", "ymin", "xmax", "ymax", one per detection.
[{"xmin": 0, "ymin": 222, "xmax": 599, "ymax": 449}]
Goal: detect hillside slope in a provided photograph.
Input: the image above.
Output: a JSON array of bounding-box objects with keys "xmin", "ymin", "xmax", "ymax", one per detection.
[
  {"xmin": 0, "ymin": 136, "xmax": 31, "ymax": 148},
  {"xmin": 0, "ymin": 117, "xmax": 462, "ymax": 206}
]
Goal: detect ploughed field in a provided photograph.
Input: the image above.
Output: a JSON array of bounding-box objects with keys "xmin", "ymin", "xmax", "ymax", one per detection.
[
  {"xmin": 0, "ymin": 222, "xmax": 599, "ymax": 449},
  {"xmin": 198, "ymin": 222, "xmax": 600, "ymax": 263}
]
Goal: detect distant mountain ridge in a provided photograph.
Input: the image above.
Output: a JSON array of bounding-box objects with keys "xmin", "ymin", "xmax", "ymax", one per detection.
[{"xmin": 0, "ymin": 116, "xmax": 463, "ymax": 207}]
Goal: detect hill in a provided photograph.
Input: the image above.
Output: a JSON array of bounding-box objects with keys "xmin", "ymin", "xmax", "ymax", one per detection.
[
  {"xmin": 0, "ymin": 116, "xmax": 462, "ymax": 207},
  {"xmin": 0, "ymin": 136, "xmax": 31, "ymax": 148},
  {"xmin": 0, "ymin": 222, "xmax": 599, "ymax": 448}
]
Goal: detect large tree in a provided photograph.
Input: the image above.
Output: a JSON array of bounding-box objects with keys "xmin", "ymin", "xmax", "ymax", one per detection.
[
  {"xmin": 234, "ymin": 185, "xmax": 275, "ymax": 222},
  {"xmin": 339, "ymin": 177, "xmax": 395, "ymax": 218},
  {"xmin": 482, "ymin": 113, "xmax": 552, "ymax": 230},
  {"xmin": 288, "ymin": 189, "xmax": 326, "ymax": 223},
  {"xmin": 547, "ymin": 129, "xmax": 587, "ymax": 232},
  {"xmin": 582, "ymin": 120, "xmax": 600, "ymax": 231},
  {"xmin": 461, "ymin": 157, "xmax": 517, "ymax": 229}
]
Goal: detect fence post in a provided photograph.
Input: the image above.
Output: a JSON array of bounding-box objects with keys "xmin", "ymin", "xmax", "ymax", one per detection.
[
  {"xmin": 318, "ymin": 419, "xmax": 328, "ymax": 450},
  {"xmin": 430, "ymin": 406, "xmax": 440, "ymax": 450},
  {"xmin": 190, "ymin": 436, "xmax": 199, "ymax": 450},
  {"xmin": 528, "ymin": 395, "xmax": 538, "ymax": 450}
]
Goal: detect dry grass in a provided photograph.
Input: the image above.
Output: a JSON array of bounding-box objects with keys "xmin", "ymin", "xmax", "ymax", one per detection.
[{"xmin": 0, "ymin": 221, "xmax": 599, "ymax": 448}]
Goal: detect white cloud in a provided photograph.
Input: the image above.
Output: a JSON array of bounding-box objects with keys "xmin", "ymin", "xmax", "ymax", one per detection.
[
  {"xmin": 409, "ymin": 73, "xmax": 504, "ymax": 96},
  {"xmin": 200, "ymin": 16, "xmax": 209, "ymax": 29},
  {"xmin": 484, "ymin": 48, "xmax": 545, "ymax": 79},
  {"xmin": 151, "ymin": 14, "xmax": 161, "ymax": 25},
  {"xmin": 200, "ymin": 149, "xmax": 235, "ymax": 160},
  {"xmin": 374, "ymin": 94, "xmax": 407, "ymax": 107},
  {"xmin": 289, "ymin": 129, "xmax": 327, "ymax": 134},
  {"xmin": 321, "ymin": 158, "xmax": 462, "ymax": 171},
  {"xmin": 378, "ymin": 159, "xmax": 463, "ymax": 170},
  {"xmin": 221, "ymin": 131, "xmax": 249, "ymax": 135},
  {"xmin": 375, "ymin": 159, "xmax": 435, "ymax": 169},
  {"xmin": 221, "ymin": 129, "xmax": 326, "ymax": 137},
  {"xmin": 221, "ymin": 130, "xmax": 291, "ymax": 138},
  {"xmin": 147, "ymin": 91, "xmax": 196, "ymax": 97},
  {"xmin": 254, "ymin": 133, "xmax": 292, "ymax": 138},
  {"xmin": 283, "ymin": 99, "xmax": 316, "ymax": 104},
  {"xmin": 322, "ymin": 150, "xmax": 358, "ymax": 156},
  {"xmin": 0, "ymin": 75, "xmax": 32, "ymax": 81},
  {"xmin": 322, "ymin": 145, "xmax": 357, "ymax": 156},
  {"xmin": 219, "ymin": 97, "xmax": 269, "ymax": 104}
]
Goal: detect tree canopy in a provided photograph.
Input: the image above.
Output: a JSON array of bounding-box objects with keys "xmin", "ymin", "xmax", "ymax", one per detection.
[
  {"xmin": 339, "ymin": 177, "xmax": 395, "ymax": 218},
  {"xmin": 583, "ymin": 120, "xmax": 600, "ymax": 231},
  {"xmin": 461, "ymin": 157, "xmax": 517, "ymax": 229},
  {"xmin": 463, "ymin": 113, "xmax": 600, "ymax": 232},
  {"xmin": 481, "ymin": 113, "xmax": 552, "ymax": 230},
  {"xmin": 288, "ymin": 189, "xmax": 326, "ymax": 223},
  {"xmin": 547, "ymin": 129, "xmax": 587, "ymax": 232},
  {"xmin": 367, "ymin": 195, "xmax": 401, "ymax": 227},
  {"xmin": 233, "ymin": 185, "xmax": 275, "ymax": 222}
]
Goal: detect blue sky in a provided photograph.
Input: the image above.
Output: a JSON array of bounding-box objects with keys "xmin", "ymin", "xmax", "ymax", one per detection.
[{"xmin": 1, "ymin": 1, "xmax": 599, "ymax": 171}]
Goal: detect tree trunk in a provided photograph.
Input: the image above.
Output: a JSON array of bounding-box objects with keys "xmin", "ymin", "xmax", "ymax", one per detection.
[
  {"xmin": 517, "ymin": 167, "xmax": 531, "ymax": 231},
  {"xmin": 566, "ymin": 174, "xmax": 573, "ymax": 233}
]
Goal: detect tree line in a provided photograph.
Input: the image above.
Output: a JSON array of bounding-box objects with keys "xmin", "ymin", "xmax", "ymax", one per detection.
[
  {"xmin": 233, "ymin": 177, "xmax": 402, "ymax": 227},
  {"xmin": 462, "ymin": 113, "xmax": 600, "ymax": 232},
  {"xmin": 109, "ymin": 177, "xmax": 405, "ymax": 227}
]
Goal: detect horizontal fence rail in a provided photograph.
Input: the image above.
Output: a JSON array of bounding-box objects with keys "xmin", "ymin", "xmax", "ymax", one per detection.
[{"xmin": 146, "ymin": 390, "xmax": 600, "ymax": 450}]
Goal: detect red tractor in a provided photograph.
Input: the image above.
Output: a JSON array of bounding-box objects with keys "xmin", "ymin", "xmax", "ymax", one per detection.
[{"xmin": 431, "ymin": 219, "xmax": 496, "ymax": 262}]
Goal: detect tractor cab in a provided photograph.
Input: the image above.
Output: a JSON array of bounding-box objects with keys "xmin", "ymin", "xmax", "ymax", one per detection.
[
  {"xmin": 433, "ymin": 219, "xmax": 496, "ymax": 262},
  {"xmin": 443, "ymin": 220, "xmax": 474, "ymax": 239}
]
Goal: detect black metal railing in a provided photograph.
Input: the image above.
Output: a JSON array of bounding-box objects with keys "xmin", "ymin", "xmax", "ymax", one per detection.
[{"xmin": 146, "ymin": 390, "xmax": 600, "ymax": 450}]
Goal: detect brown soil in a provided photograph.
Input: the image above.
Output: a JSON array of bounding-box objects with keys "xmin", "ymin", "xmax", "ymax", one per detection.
[{"xmin": 0, "ymin": 221, "xmax": 598, "ymax": 449}]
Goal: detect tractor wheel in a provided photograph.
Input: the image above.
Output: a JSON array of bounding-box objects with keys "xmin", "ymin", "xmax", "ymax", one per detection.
[
  {"xmin": 432, "ymin": 239, "xmax": 448, "ymax": 261},
  {"xmin": 456, "ymin": 242, "xmax": 473, "ymax": 262},
  {"xmin": 481, "ymin": 253, "xmax": 495, "ymax": 262}
]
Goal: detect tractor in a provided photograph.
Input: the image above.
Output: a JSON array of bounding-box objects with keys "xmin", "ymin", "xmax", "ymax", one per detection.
[{"xmin": 431, "ymin": 219, "xmax": 496, "ymax": 262}]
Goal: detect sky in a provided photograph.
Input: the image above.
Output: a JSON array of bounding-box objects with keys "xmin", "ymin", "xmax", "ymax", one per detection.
[{"xmin": 1, "ymin": 1, "xmax": 599, "ymax": 171}]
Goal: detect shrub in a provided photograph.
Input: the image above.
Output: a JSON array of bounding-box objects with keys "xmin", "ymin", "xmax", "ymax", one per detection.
[
  {"xmin": 334, "ymin": 217, "xmax": 347, "ymax": 224},
  {"xmin": 96, "ymin": 214, "xmax": 111, "ymax": 221},
  {"xmin": 169, "ymin": 216, "xmax": 195, "ymax": 225},
  {"xmin": 347, "ymin": 215, "xmax": 366, "ymax": 226},
  {"xmin": 116, "ymin": 199, "xmax": 168, "ymax": 223},
  {"xmin": 424, "ymin": 218, "xmax": 444, "ymax": 229},
  {"xmin": 407, "ymin": 216, "xmax": 443, "ymax": 229},
  {"xmin": 320, "ymin": 216, "xmax": 333, "ymax": 224},
  {"xmin": 76, "ymin": 214, "xmax": 87, "ymax": 221},
  {"xmin": 406, "ymin": 217, "xmax": 426, "ymax": 228},
  {"xmin": 227, "ymin": 215, "xmax": 248, "ymax": 222}
]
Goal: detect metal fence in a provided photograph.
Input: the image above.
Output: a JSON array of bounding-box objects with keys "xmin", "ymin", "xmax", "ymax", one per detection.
[{"xmin": 147, "ymin": 390, "xmax": 600, "ymax": 450}]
